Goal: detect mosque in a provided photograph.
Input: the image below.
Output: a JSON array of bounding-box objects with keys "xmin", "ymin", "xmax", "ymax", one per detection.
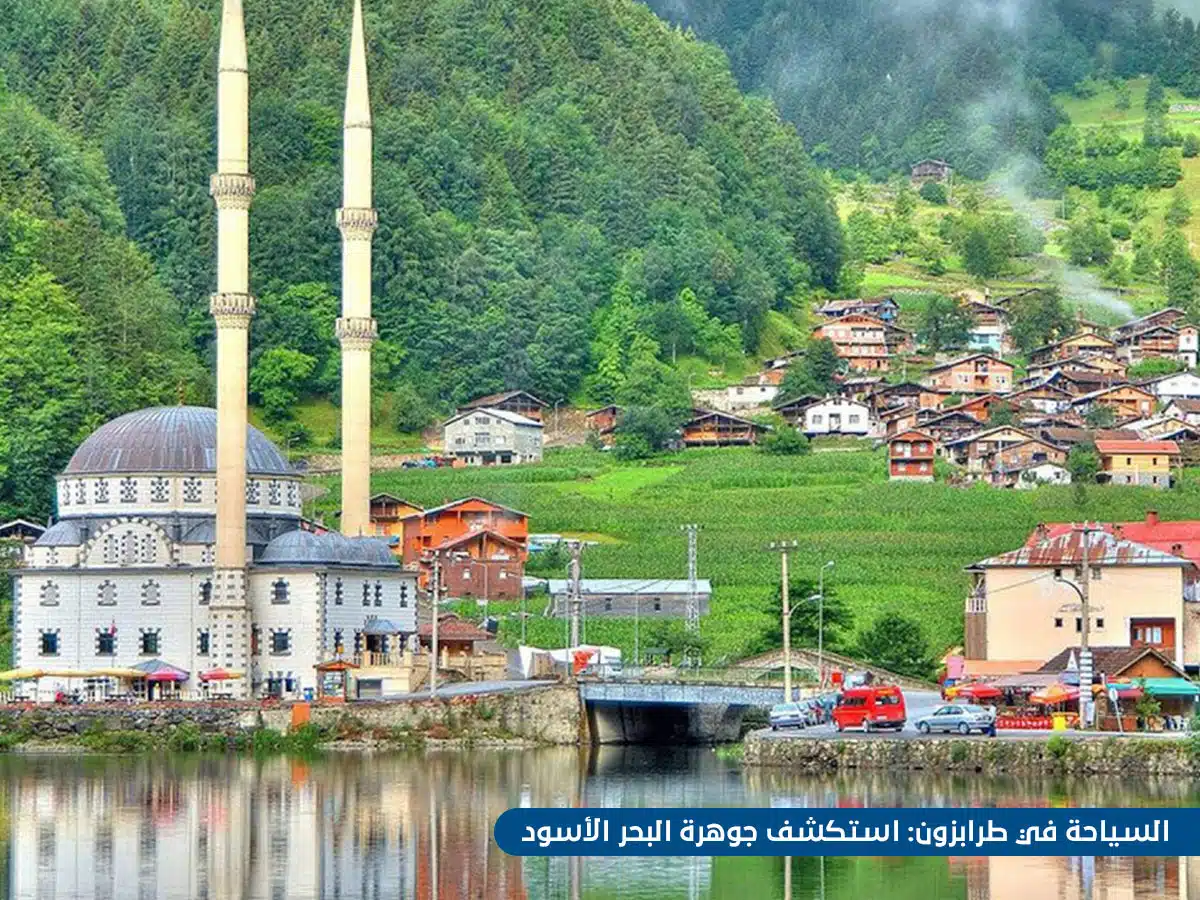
[{"xmin": 11, "ymin": 0, "xmax": 417, "ymax": 700}]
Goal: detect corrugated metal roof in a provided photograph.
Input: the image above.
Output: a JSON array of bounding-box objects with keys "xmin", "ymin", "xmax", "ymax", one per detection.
[
  {"xmin": 545, "ymin": 578, "xmax": 713, "ymax": 596},
  {"xmin": 442, "ymin": 407, "xmax": 544, "ymax": 428},
  {"xmin": 63, "ymin": 407, "xmax": 292, "ymax": 476},
  {"xmin": 972, "ymin": 529, "xmax": 1192, "ymax": 569}
]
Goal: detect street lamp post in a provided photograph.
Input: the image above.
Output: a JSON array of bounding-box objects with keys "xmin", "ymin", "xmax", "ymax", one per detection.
[{"xmin": 767, "ymin": 540, "xmax": 799, "ymax": 703}]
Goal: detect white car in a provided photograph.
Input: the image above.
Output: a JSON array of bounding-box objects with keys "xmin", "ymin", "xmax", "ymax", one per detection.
[{"xmin": 915, "ymin": 704, "xmax": 997, "ymax": 735}]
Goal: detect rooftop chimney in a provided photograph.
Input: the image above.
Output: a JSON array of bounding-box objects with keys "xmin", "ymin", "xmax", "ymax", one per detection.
[
  {"xmin": 1146, "ymin": 510, "xmax": 1160, "ymax": 527},
  {"xmin": 1034, "ymin": 523, "xmax": 1049, "ymax": 542}
]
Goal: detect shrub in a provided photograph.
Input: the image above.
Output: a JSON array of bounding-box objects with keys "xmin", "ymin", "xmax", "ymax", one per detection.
[
  {"xmin": 250, "ymin": 727, "xmax": 286, "ymax": 755},
  {"xmin": 426, "ymin": 723, "xmax": 452, "ymax": 740},
  {"xmin": 759, "ymin": 428, "xmax": 810, "ymax": 456},
  {"xmin": 950, "ymin": 742, "xmax": 969, "ymax": 764},
  {"xmin": 1047, "ymin": 734, "xmax": 1072, "ymax": 760},
  {"xmin": 167, "ymin": 723, "xmax": 204, "ymax": 753},
  {"xmin": 1109, "ymin": 219, "xmax": 1132, "ymax": 241},
  {"xmin": 919, "ymin": 181, "xmax": 948, "ymax": 205}
]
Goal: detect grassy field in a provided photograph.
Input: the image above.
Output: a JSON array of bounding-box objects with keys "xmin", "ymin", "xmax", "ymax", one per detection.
[
  {"xmin": 251, "ymin": 397, "xmax": 430, "ymax": 455},
  {"xmin": 312, "ymin": 446, "xmax": 1200, "ymax": 664}
]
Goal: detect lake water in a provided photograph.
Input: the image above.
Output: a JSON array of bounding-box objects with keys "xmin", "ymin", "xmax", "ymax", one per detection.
[{"xmin": 1, "ymin": 747, "xmax": 1197, "ymax": 899}]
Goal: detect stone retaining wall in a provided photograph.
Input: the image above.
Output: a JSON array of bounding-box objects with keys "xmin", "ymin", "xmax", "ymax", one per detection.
[
  {"xmin": 0, "ymin": 684, "xmax": 584, "ymax": 746},
  {"xmin": 744, "ymin": 733, "xmax": 1200, "ymax": 776}
]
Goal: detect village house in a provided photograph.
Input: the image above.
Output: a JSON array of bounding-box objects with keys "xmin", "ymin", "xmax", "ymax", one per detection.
[
  {"xmin": 456, "ymin": 390, "xmax": 549, "ymax": 421},
  {"xmin": 802, "ymin": 397, "xmax": 874, "ymax": 438},
  {"xmin": 866, "ymin": 382, "xmax": 947, "ymax": 414},
  {"xmin": 1041, "ymin": 368, "xmax": 1124, "ymax": 398},
  {"xmin": 692, "ymin": 375, "xmax": 779, "ymax": 413},
  {"xmin": 1069, "ymin": 384, "xmax": 1156, "ymax": 421},
  {"xmin": 880, "ymin": 406, "xmax": 920, "ymax": 438},
  {"xmin": 1115, "ymin": 324, "xmax": 1186, "ymax": 365},
  {"xmin": 359, "ymin": 494, "xmax": 423, "ymax": 544},
  {"xmin": 1029, "ymin": 332, "xmax": 1117, "ymax": 366},
  {"xmin": 585, "ymin": 405, "xmax": 621, "ymax": 444},
  {"xmin": 943, "ymin": 393, "xmax": 1003, "ymax": 423},
  {"xmin": 943, "ymin": 425, "xmax": 1037, "ymax": 471},
  {"xmin": 888, "ymin": 430, "xmax": 937, "ymax": 481},
  {"xmin": 1181, "ymin": 325, "xmax": 1199, "ymax": 368},
  {"xmin": 1114, "ymin": 308, "xmax": 1187, "ymax": 342},
  {"xmin": 811, "ymin": 314, "xmax": 912, "ymax": 372},
  {"xmin": 442, "ymin": 408, "xmax": 544, "ymax": 466},
  {"xmin": 417, "ymin": 614, "xmax": 506, "ymax": 681},
  {"xmin": 964, "ymin": 529, "xmax": 1197, "ymax": 669},
  {"xmin": 816, "ymin": 296, "xmax": 900, "ymax": 323},
  {"xmin": 922, "ymin": 354, "xmax": 1013, "ymax": 396},
  {"xmin": 1025, "ymin": 356, "xmax": 1114, "ymax": 380},
  {"xmin": 544, "ymin": 578, "xmax": 713, "ymax": 619},
  {"xmin": 964, "ymin": 299, "xmax": 1011, "ymax": 354},
  {"xmin": 1006, "ymin": 381, "xmax": 1074, "ymax": 415},
  {"xmin": 772, "ymin": 395, "xmax": 822, "ymax": 427},
  {"xmin": 1095, "ymin": 439, "xmax": 1180, "ymax": 488},
  {"xmin": 0, "ymin": 519, "xmax": 45, "ymax": 545},
  {"xmin": 920, "ymin": 410, "xmax": 983, "ymax": 445},
  {"xmin": 764, "ymin": 349, "xmax": 805, "ymax": 371},
  {"xmin": 1141, "ymin": 371, "xmax": 1200, "ymax": 403},
  {"xmin": 1011, "ymin": 463, "xmax": 1072, "ymax": 490},
  {"xmin": 982, "ymin": 439, "xmax": 1067, "ymax": 486},
  {"xmin": 911, "ymin": 158, "xmax": 953, "ymax": 185},
  {"xmin": 400, "ymin": 498, "xmax": 530, "ymax": 599},
  {"xmin": 681, "ymin": 410, "xmax": 769, "ymax": 446},
  {"xmin": 838, "ymin": 376, "xmax": 886, "ymax": 399}
]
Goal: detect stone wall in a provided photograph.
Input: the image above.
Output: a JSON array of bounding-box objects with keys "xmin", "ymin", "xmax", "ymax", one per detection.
[
  {"xmin": 744, "ymin": 733, "xmax": 1200, "ymax": 776},
  {"xmin": 0, "ymin": 684, "xmax": 585, "ymax": 746}
]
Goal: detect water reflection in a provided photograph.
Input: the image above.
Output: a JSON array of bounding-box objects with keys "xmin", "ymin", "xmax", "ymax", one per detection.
[{"xmin": 0, "ymin": 748, "xmax": 1197, "ymax": 899}]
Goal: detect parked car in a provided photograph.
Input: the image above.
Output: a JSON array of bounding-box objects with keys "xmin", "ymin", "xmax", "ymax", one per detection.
[
  {"xmin": 831, "ymin": 685, "xmax": 907, "ymax": 732},
  {"xmin": 916, "ymin": 703, "xmax": 997, "ymax": 736},
  {"xmin": 769, "ymin": 702, "xmax": 811, "ymax": 730}
]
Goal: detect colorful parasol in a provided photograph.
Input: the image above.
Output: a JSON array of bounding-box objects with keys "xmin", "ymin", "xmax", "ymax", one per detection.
[
  {"xmin": 199, "ymin": 668, "xmax": 244, "ymax": 682},
  {"xmin": 956, "ymin": 682, "xmax": 1003, "ymax": 701},
  {"xmin": 0, "ymin": 668, "xmax": 44, "ymax": 681},
  {"xmin": 1030, "ymin": 683, "xmax": 1079, "ymax": 705},
  {"xmin": 132, "ymin": 659, "xmax": 189, "ymax": 683}
]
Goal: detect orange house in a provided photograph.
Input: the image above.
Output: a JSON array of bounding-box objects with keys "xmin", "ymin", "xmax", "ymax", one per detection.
[
  {"xmin": 365, "ymin": 493, "xmax": 423, "ymax": 542},
  {"xmin": 811, "ymin": 314, "xmax": 912, "ymax": 372},
  {"xmin": 401, "ymin": 498, "xmax": 530, "ymax": 598},
  {"xmin": 888, "ymin": 430, "xmax": 936, "ymax": 481},
  {"xmin": 923, "ymin": 354, "xmax": 1014, "ymax": 395}
]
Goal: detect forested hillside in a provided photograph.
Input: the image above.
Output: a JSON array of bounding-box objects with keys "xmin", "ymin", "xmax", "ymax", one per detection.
[
  {"xmin": 646, "ymin": 0, "xmax": 1200, "ymax": 179},
  {"xmin": 0, "ymin": 0, "xmax": 842, "ymax": 459}
]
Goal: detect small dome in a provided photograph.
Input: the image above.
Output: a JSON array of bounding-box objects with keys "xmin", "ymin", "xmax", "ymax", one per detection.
[
  {"xmin": 259, "ymin": 529, "xmax": 399, "ymax": 568},
  {"xmin": 63, "ymin": 407, "xmax": 292, "ymax": 477},
  {"xmin": 35, "ymin": 520, "xmax": 83, "ymax": 547}
]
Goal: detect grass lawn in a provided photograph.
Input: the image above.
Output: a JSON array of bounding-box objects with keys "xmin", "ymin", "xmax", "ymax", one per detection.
[
  {"xmin": 251, "ymin": 397, "xmax": 429, "ymax": 455},
  {"xmin": 311, "ymin": 446, "xmax": 1200, "ymax": 665}
]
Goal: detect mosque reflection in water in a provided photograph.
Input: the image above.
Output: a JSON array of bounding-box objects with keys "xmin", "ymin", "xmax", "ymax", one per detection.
[{"xmin": 3, "ymin": 749, "xmax": 1200, "ymax": 900}]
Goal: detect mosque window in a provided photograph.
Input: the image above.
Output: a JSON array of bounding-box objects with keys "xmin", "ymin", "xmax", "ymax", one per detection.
[
  {"xmin": 139, "ymin": 629, "xmax": 161, "ymax": 656},
  {"xmin": 286, "ymin": 482, "xmax": 299, "ymax": 507},
  {"xmin": 120, "ymin": 478, "xmax": 137, "ymax": 503},
  {"xmin": 197, "ymin": 630, "xmax": 210, "ymax": 656},
  {"xmin": 246, "ymin": 480, "xmax": 261, "ymax": 504},
  {"xmin": 150, "ymin": 478, "xmax": 169, "ymax": 503},
  {"xmin": 60, "ymin": 485, "xmax": 70, "ymax": 507},
  {"xmin": 139, "ymin": 534, "xmax": 156, "ymax": 563},
  {"xmin": 95, "ymin": 480, "xmax": 109, "ymax": 504},
  {"xmin": 141, "ymin": 580, "xmax": 161, "ymax": 606},
  {"xmin": 39, "ymin": 630, "xmax": 60, "ymax": 657},
  {"xmin": 268, "ymin": 481, "xmax": 282, "ymax": 505},
  {"xmin": 183, "ymin": 478, "xmax": 202, "ymax": 503},
  {"xmin": 102, "ymin": 535, "xmax": 119, "ymax": 565},
  {"xmin": 362, "ymin": 582, "xmax": 370, "ymax": 607},
  {"xmin": 98, "ymin": 581, "xmax": 117, "ymax": 606},
  {"xmin": 272, "ymin": 580, "xmax": 289, "ymax": 605},
  {"xmin": 202, "ymin": 545, "xmax": 214, "ymax": 564},
  {"xmin": 199, "ymin": 580, "xmax": 212, "ymax": 606},
  {"xmin": 333, "ymin": 629, "xmax": 344, "ymax": 654},
  {"xmin": 75, "ymin": 481, "xmax": 86, "ymax": 504},
  {"xmin": 399, "ymin": 583, "xmax": 409, "ymax": 608},
  {"xmin": 48, "ymin": 549, "xmax": 59, "ymax": 566},
  {"xmin": 121, "ymin": 533, "xmax": 137, "ymax": 565},
  {"xmin": 334, "ymin": 578, "xmax": 344, "ymax": 606},
  {"xmin": 353, "ymin": 631, "xmax": 363, "ymax": 654},
  {"xmin": 39, "ymin": 582, "xmax": 59, "ymax": 606},
  {"xmin": 95, "ymin": 630, "xmax": 116, "ymax": 657},
  {"xmin": 374, "ymin": 582, "xmax": 383, "ymax": 607},
  {"xmin": 269, "ymin": 630, "xmax": 292, "ymax": 655},
  {"xmin": 251, "ymin": 625, "xmax": 261, "ymax": 656}
]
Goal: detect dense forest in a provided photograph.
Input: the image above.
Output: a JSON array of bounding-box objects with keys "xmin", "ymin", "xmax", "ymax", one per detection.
[
  {"xmin": 646, "ymin": 0, "xmax": 1200, "ymax": 179},
  {"xmin": 0, "ymin": 0, "xmax": 843, "ymax": 506}
]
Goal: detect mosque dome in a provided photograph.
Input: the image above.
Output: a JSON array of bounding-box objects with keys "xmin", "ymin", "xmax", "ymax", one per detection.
[
  {"xmin": 259, "ymin": 529, "xmax": 399, "ymax": 568},
  {"xmin": 63, "ymin": 407, "xmax": 293, "ymax": 477}
]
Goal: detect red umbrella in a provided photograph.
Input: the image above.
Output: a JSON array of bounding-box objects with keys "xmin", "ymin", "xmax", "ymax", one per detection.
[
  {"xmin": 958, "ymin": 683, "xmax": 1002, "ymax": 701},
  {"xmin": 199, "ymin": 667, "xmax": 243, "ymax": 682}
]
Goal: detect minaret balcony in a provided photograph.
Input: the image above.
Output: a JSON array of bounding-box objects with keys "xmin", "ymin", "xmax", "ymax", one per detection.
[
  {"xmin": 336, "ymin": 316, "xmax": 379, "ymax": 348},
  {"xmin": 210, "ymin": 173, "xmax": 256, "ymax": 209},
  {"xmin": 337, "ymin": 207, "xmax": 378, "ymax": 240},
  {"xmin": 210, "ymin": 292, "xmax": 257, "ymax": 323}
]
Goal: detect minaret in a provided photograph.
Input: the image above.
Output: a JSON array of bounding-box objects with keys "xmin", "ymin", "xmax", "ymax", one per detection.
[
  {"xmin": 209, "ymin": 0, "xmax": 254, "ymax": 693},
  {"xmin": 337, "ymin": 0, "xmax": 379, "ymax": 537}
]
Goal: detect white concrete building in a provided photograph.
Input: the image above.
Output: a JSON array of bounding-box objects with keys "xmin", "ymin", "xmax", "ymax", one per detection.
[
  {"xmin": 1015, "ymin": 463, "xmax": 1072, "ymax": 489},
  {"xmin": 443, "ymin": 407, "xmax": 544, "ymax": 465},
  {"xmin": 13, "ymin": 408, "xmax": 417, "ymax": 702},
  {"xmin": 802, "ymin": 398, "xmax": 874, "ymax": 437},
  {"xmin": 1143, "ymin": 370, "xmax": 1200, "ymax": 403}
]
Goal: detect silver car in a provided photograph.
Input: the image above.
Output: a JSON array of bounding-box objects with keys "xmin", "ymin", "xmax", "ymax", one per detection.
[
  {"xmin": 916, "ymin": 704, "xmax": 997, "ymax": 736},
  {"xmin": 769, "ymin": 702, "xmax": 812, "ymax": 730}
]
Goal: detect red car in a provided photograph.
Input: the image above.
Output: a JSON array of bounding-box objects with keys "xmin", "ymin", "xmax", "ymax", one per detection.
[{"xmin": 831, "ymin": 685, "xmax": 907, "ymax": 732}]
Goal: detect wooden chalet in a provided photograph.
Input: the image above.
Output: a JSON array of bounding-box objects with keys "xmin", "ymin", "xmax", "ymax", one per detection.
[
  {"xmin": 921, "ymin": 410, "xmax": 984, "ymax": 446},
  {"xmin": 1113, "ymin": 307, "xmax": 1186, "ymax": 342},
  {"xmin": 943, "ymin": 426, "xmax": 1037, "ymax": 471},
  {"xmin": 1042, "ymin": 368, "xmax": 1123, "ymax": 397},
  {"xmin": 365, "ymin": 494, "xmax": 423, "ymax": 545},
  {"xmin": 1037, "ymin": 426, "xmax": 1091, "ymax": 448},
  {"xmin": 868, "ymin": 382, "xmax": 948, "ymax": 413},
  {"xmin": 880, "ymin": 405, "xmax": 920, "ymax": 438},
  {"xmin": 457, "ymin": 390, "xmax": 549, "ymax": 421},
  {"xmin": 0, "ymin": 519, "xmax": 45, "ymax": 544},
  {"xmin": 1163, "ymin": 398, "xmax": 1200, "ymax": 425},
  {"xmin": 772, "ymin": 395, "xmax": 822, "ymax": 427},
  {"xmin": 401, "ymin": 498, "xmax": 530, "ymax": 591},
  {"xmin": 681, "ymin": 410, "xmax": 768, "ymax": 446},
  {"xmin": 586, "ymin": 405, "xmax": 622, "ymax": 438},
  {"xmin": 922, "ymin": 354, "xmax": 1014, "ymax": 396},
  {"xmin": 1007, "ymin": 382, "xmax": 1074, "ymax": 415},
  {"xmin": 982, "ymin": 438, "xmax": 1068, "ymax": 475},
  {"xmin": 1116, "ymin": 324, "xmax": 1182, "ymax": 363},
  {"xmin": 1028, "ymin": 332, "xmax": 1116, "ymax": 366},
  {"xmin": 911, "ymin": 159, "xmax": 953, "ymax": 184},
  {"xmin": 838, "ymin": 376, "xmax": 886, "ymax": 399},
  {"xmin": 942, "ymin": 393, "xmax": 1003, "ymax": 423},
  {"xmin": 816, "ymin": 296, "xmax": 900, "ymax": 323},
  {"xmin": 1070, "ymin": 384, "xmax": 1156, "ymax": 420},
  {"xmin": 812, "ymin": 314, "xmax": 911, "ymax": 373},
  {"xmin": 888, "ymin": 430, "xmax": 937, "ymax": 482},
  {"xmin": 1026, "ymin": 354, "xmax": 1126, "ymax": 380}
]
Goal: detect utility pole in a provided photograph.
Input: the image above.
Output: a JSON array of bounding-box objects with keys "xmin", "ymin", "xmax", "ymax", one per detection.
[
  {"xmin": 818, "ymin": 560, "xmax": 834, "ymax": 688},
  {"xmin": 682, "ymin": 524, "xmax": 700, "ymax": 632},
  {"xmin": 430, "ymin": 552, "xmax": 441, "ymax": 699},
  {"xmin": 767, "ymin": 540, "xmax": 799, "ymax": 703},
  {"xmin": 1079, "ymin": 522, "xmax": 1095, "ymax": 730},
  {"xmin": 567, "ymin": 540, "xmax": 584, "ymax": 648}
]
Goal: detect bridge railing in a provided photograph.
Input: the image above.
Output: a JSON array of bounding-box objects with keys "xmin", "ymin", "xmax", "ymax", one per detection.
[{"xmin": 583, "ymin": 665, "xmax": 819, "ymax": 687}]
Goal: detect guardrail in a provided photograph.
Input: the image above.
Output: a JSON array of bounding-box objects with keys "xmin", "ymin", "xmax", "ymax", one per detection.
[{"xmin": 581, "ymin": 665, "xmax": 820, "ymax": 687}]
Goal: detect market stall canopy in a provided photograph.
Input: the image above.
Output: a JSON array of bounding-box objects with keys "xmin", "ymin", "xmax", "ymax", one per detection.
[
  {"xmin": 956, "ymin": 683, "xmax": 1003, "ymax": 701},
  {"xmin": 1030, "ymin": 683, "xmax": 1079, "ymax": 705},
  {"xmin": 1093, "ymin": 682, "xmax": 1143, "ymax": 700},
  {"xmin": 199, "ymin": 668, "xmax": 243, "ymax": 682},
  {"xmin": 315, "ymin": 659, "xmax": 360, "ymax": 672},
  {"xmin": 132, "ymin": 659, "xmax": 188, "ymax": 683},
  {"xmin": 90, "ymin": 667, "xmax": 148, "ymax": 679},
  {"xmin": 1140, "ymin": 678, "xmax": 1200, "ymax": 698},
  {"xmin": 0, "ymin": 668, "xmax": 44, "ymax": 681}
]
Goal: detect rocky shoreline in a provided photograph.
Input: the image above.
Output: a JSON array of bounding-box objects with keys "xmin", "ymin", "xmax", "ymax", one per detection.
[{"xmin": 744, "ymin": 732, "xmax": 1200, "ymax": 776}]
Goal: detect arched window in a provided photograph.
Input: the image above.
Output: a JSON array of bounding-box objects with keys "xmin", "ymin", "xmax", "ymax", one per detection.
[
  {"xmin": 334, "ymin": 578, "xmax": 344, "ymax": 606},
  {"xmin": 98, "ymin": 581, "xmax": 117, "ymax": 606},
  {"xmin": 75, "ymin": 481, "xmax": 86, "ymax": 504},
  {"xmin": 268, "ymin": 481, "xmax": 282, "ymax": 505},
  {"xmin": 199, "ymin": 580, "xmax": 212, "ymax": 606},
  {"xmin": 183, "ymin": 478, "xmax": 202, "ymax": 503},
  {"xmin": 139, "ymin": 534, "xmax": 156, "ymax": 563},
  {"xmin": 399, "ymin": 583, "xmax": 409, "ymax": 608},
  {"xmin": 149, "ymin": 478, "xmax": 169, "ymax": 503},
  {"xmin": 39, "ymin": 582, "xmax": 59, "ymax": 606},
  {"xmin": 141, "ymin": 580, "xmax": 160, "ymax": 606},
  {"xmin": 362, "ymin": 583, "xmax": 370, "ymax": 607},
  {"xmin": 95, "ymin": 480, "xmax": 109, "ymax": 504},
  {"xmin": 272, "ymin": 580, "xmax": 289, "ymax": 605},
  {"xmin": 286, "ymin": 482, "xmax": 299, "ymax": 507},
  {"xmin": 102, "ymin": 535, "xmax": 119, "ymax": 565},
  {"xmin": 374, "ymin": 582, "xmax": 383, "ymax": 607}
]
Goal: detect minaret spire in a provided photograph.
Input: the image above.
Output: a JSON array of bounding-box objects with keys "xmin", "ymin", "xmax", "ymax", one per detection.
[
  {"xmin": 209, "ymin": 0, "xmax": 255, "ymax": 695},
  {"xmin": 338, "ymin": 0, "xmax": 378, "ymax": 537}
]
